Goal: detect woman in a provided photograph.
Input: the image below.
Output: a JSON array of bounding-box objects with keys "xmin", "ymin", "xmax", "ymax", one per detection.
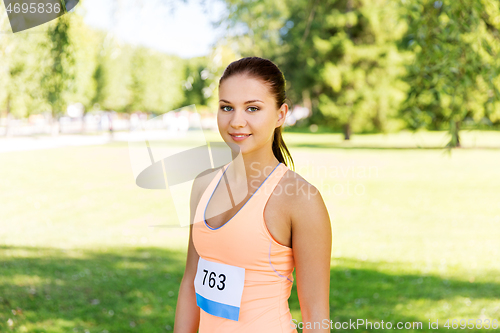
[{"xmin": 174, "ymin": 57, "xmax": 331, "ymax": 333}]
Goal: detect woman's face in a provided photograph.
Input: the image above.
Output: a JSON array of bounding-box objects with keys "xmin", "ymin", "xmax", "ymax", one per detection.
[{"xmin": 218, "ymin": 74, "xmax": 287, "ymax": 156}]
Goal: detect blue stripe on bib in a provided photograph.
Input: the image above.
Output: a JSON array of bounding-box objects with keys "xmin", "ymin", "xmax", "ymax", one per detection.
[{"xmin": 196, "ymin": 292, "xmax": 240, "ymax": 321}]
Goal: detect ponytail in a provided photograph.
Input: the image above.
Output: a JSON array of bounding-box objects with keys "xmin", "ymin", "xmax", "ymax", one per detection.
[{"xmin": 272, "ymin": 125, "xmax": 294, "ymax": 171}]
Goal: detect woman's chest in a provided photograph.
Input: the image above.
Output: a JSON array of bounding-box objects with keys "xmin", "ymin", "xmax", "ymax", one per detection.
[{"xmin": 201, "ymin": 185, "xmax": 292, "ymax": 251}]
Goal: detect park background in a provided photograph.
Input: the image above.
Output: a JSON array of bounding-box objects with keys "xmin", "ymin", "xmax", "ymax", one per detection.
[{"xmin": 1, "ymin": 0, "xmax": 500, "ymax": 332}]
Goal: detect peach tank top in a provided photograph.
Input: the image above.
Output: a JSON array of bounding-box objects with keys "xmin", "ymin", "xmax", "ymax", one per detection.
[{"xmin": 192, "ymin": 162, "xmax": 297, "ymax": 333}]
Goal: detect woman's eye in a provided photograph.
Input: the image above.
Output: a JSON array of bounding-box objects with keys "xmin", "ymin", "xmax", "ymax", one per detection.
[{"xmin": 220, "ymin": 106, "xmax": 258, "ymax": 112}]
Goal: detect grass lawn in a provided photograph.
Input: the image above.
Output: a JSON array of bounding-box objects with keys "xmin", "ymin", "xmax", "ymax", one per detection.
[{"xmin": 1, "ymin": 130, "xmax": 499, "ymax": 332}]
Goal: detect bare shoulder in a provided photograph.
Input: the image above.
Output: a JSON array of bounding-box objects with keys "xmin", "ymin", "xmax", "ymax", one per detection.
[
  {"xmin": 279, "ymin": 169, "xmax": 329, "ymax": 226},
  {"xmin": 279, "ymin": 169, "xmax": 322, "ymax": 202}
]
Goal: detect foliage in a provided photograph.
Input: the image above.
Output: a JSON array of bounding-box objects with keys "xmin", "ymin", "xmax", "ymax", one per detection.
[
  {"xmin": 297, "ymin": 0, "xmax": 409, "ymax": 137},
  {"xmin": 216, "ymin": 0, "xmax": 411, "ymax": 139},
  {"xmin": 40, "ymin": 13, "xmax": 75, "ymax": 118},
  {"xmin": 182, "ymin": 56, "xmax": 211, "ymax": 108},
  {"xmin": 216, "ymin": 0, "xmax": 500, "ymax": 141},
  {"xmin": 181, "ymin": 41, "xmax": 241, "ymax": 114},
  {"xmin": 124, "ymin": 46, "xmax": 186, "ymax": 113},
  {"xmin": 2, "ymin": 0, "xmax": 500, "ymax": 142},
  {"xmin": 0, "ymin": 8, "xmax": 188, "ymax": 118},
  {"xmin": 399, "ymin": 0, "xmax": 500, "ymax": 146},
  {"xmin": 66, "ymin": 12, "xmax": 101, "ymax": 113},
  {"xmin": 0, "ymin": 18, "xmax": 47, "ymax": 118}
]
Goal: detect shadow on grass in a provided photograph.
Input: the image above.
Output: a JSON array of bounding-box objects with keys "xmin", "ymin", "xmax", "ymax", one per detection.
[
  {"xmin": 0, "ymin": 246, "xmax": 185, "ymax": 333},
  {"xmin": 1, "ymin": 247, "xmax": 498, "ymax": 332},
  {"xmin": 290, "ymin": 258, "xmax": 499, "ymax": 333}
]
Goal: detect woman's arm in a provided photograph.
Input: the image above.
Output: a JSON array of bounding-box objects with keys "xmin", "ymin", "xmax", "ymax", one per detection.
[
  {"xmin": 291, "ymin": 181, "xmax": 332, "ymax": 333},
  {"xmin": 174, "ymin": 171, "xmax": 213, "ymax": 333},
  {"xmin": 173, "ymin": 222, "xmax": 200, "ymax": 333}
]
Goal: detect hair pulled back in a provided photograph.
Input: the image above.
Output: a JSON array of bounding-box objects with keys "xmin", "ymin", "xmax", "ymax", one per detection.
[{"xmin": 219, "ymin": 57, "xmax": 294, "ymax": 170}]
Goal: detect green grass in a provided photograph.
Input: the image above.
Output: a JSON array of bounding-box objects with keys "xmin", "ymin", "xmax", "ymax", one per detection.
[
  {"xmin": 0, "ymin": 246, "xmax": 184, "ymax": 332},
  {"xmin": 1, "ymin": 130, "xmax": 500, "ymax": 332}
]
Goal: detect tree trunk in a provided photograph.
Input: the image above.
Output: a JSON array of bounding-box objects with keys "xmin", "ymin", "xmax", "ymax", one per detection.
[
  {"xmin": 5, "ymin": 93, "xmax": 11, "ymax": 137},
  {"xmin": 81, "ymin": 106, "xmax": 87, "ymax": 134},
  {"xmin": 454, "ymin": 120, "xmax": 461, "ymax": 147},
  {"xmin": 343, "ymin": 112, "xmax": 354, "ymax": 140},
  {"xmin": 373, "ymin": 106, "xmax": 384, "ymax": 132},
  {"xmin": 51, "ymin": 111, "xmax": 60, "ymax": 136},
  {"xmin": 343, "ymin": 122, "xmax": 351, "ymax": 140},
  {"xmin": 108, "ymin": 113, "xmax": 114, "ymax": 140},
  {"xmin": 450, "ymin": 119, "xmax": 461, "ymax": 147},
  {"xmin": 302, "ymin": 90, "xmax": 312, "ymax": 118}
]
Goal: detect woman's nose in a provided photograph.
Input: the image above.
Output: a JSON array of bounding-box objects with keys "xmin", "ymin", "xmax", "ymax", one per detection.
[{"xmin": 230, "ymin": 109, "xmax": 246, "ymax": 128}]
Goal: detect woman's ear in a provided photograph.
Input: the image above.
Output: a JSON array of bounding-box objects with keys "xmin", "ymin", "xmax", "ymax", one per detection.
[{"xmin": 276, "ymin": 103, "xmax": 288, "ymax": 128}]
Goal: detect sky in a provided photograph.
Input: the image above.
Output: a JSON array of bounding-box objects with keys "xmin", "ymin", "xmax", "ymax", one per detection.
[{"xmin": 81, "ymin": 0, "xmax": 227, "ymax": 59}]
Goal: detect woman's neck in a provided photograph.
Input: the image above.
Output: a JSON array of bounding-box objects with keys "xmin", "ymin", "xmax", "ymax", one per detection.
[{"xmin": 227, "ymin": 150, "xmax": 280, "ymax": 187}]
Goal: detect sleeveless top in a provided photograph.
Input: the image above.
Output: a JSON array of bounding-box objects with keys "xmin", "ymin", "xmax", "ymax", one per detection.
[{"xmin": 192, "ymin": 162, "xmax": 298, "ymax": 333}]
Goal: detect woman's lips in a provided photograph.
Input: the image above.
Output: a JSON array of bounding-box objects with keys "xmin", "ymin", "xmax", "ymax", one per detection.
[{"xmin": 230, "ymin": 134, "xmax": 252, "ymax": 141}]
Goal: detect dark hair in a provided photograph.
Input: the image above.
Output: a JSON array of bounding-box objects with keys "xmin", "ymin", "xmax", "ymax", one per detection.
[{"xmin": 219, "ymin": 57, "xmax": 294, "ymax": 170}]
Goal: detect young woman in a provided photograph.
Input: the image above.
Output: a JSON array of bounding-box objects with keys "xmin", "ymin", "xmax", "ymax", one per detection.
[{"xmin": 173, "ymin": 57, "xmax": 332, "ymax": 333}]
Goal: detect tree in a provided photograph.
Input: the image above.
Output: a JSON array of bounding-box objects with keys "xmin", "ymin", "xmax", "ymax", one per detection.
[
  {"xmin": 182, "ymin": 57, "xmax": 211, "ymax": 108},
  {"xmin": 1, "ymin": 0, "xmax": 189, "ymax": 130},
  {"xmin": 126, "ymin": 46, "xmax": 186, "ymax": 114},
  {"xmin": 66, "ymin": 12, "xmax": 101, "ymax": 128},
  {"xmin": 40, "ymin": 11, "xmax": 75, "ymax": 134},
  {"xmin": 216, "ymin": 0, "xmax": 409, "ymax": 139},
  {"xmin": 0, "ymin": 15, "xmax": 47, "ymax": 134},
  {"xmin": 400, "ymin": 0, "xmax": 500, "ymax": 147},
  {"xmin": 287, "ymin": 0, "xmax": 409, "ymax": 139}
]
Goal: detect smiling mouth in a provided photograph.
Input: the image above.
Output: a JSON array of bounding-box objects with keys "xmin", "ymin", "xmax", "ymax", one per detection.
[
  {"xmin": 229, "ymin": 134, "xmax": 252, "ymax": 141},
  {"xmin": 230, "ymin": 134, "xmax": 251, "ymax": 137}
]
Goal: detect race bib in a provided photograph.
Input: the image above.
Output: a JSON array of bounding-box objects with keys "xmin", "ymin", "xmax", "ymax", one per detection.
[{"xmin": 194, "ymin": 257, "xmax": 245, "ymax": 321}]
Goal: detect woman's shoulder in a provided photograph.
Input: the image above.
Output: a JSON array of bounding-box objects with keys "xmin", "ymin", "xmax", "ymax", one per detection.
[
  {"xmin": 279, "ymin": 168, "xmax": 329, "ymax": 229},
  {"xmin": 279, "ymin": 168, "xmax": 321, "ymax": 202},
  {"xmin": 280, "ymin": 168, "xmax": 317, "ymax": 191}
]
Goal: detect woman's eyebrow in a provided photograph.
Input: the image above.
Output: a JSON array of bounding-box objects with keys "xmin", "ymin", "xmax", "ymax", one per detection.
[{"xmin": 219, "ymin": 99, "xmax": 264, "ymax": 104}]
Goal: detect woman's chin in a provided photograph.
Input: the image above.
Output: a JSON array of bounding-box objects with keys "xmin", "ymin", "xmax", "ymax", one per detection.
[{"xmin": 223, "ymin": 139, "xmax": 248, "ymax": 152}]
